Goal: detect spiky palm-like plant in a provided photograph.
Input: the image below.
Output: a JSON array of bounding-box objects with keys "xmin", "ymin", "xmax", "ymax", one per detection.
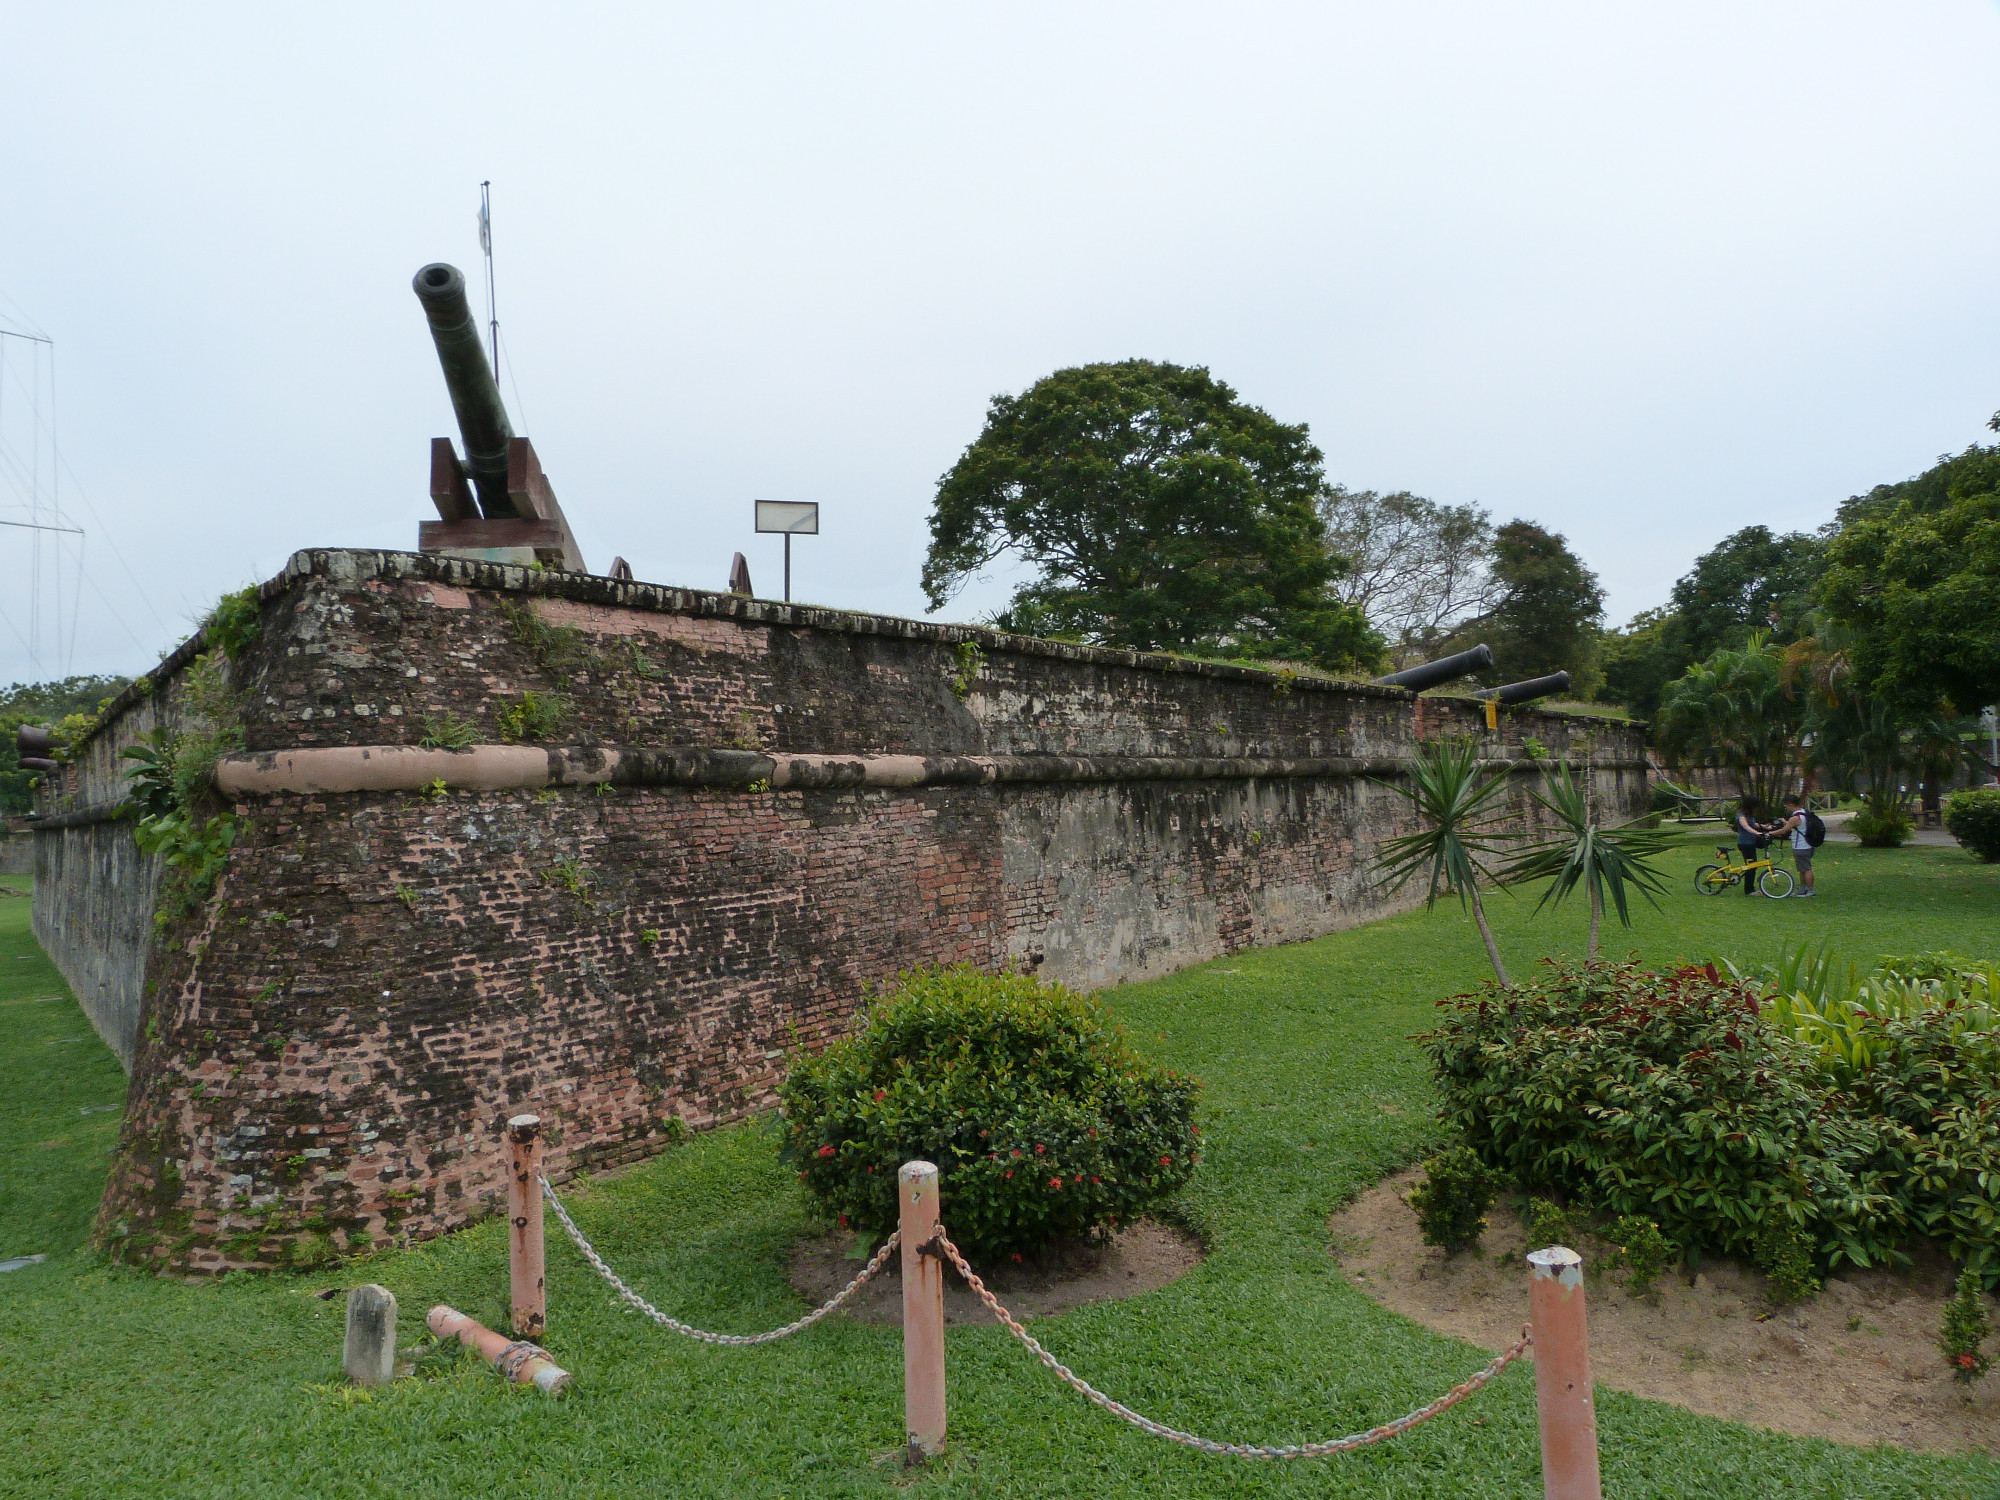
[
  {"xmin": 1374, "ymin": 737, "xmax": 1518, "ymax": 987},
  {"xmin": 1505, "ymin": 761, "xmax": 1674, "ymax": 958}
]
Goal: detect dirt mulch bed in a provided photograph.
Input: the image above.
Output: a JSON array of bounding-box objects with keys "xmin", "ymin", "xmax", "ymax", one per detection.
[
  {"xmin": 790, "ymin": 1220, "xmax": 1203, "ymax": 1327},
  {"xmin": 1331, "ymin": 1169, "xmax": 1999, "ymax": 1457}
]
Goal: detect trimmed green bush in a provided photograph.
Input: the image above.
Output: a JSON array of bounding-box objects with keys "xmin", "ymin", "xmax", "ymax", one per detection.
[
  {"xmin": 1406, "ymin": 1145, "xmax": 1497, "ymax": 1253},
  {"xmin": 1845, "ymin": 1012, "xmax": 2000, "ymax": 1286},
  {"xmin": 777, "ymin": 965, "xmax": 1200, "ymax": 1262},
  {"xmin": 1420, "ymin": 959, "xmax": 1902, "ymax": 1275},
  {"xmin": 1521, "ymin": 1196, "xmax": 1590, "ymax": 1255},
  {"xmin": 1944, "ymin": 787, "xmax": 2000, "ymax": 863},
  {"xmin": 1850, "ymin": 803, "xmax": 1914, "ymax": 848},
  {"xmin": 1424, "ymin": 958, "xmax": 2000, "ymax": 1292},
  {"xmin": 1752, "ymin": 1215, "xmax": 1822, "ymax": 1303},
  {"xmin": 1606, "ymin": 1215, "xmax": 1673, "ymax": 1298}
]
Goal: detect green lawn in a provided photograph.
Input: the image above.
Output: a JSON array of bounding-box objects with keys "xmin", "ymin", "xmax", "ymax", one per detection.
[{"xmin": 3, "ymin": 838, "xmax": 1998, "ymax": 1500}]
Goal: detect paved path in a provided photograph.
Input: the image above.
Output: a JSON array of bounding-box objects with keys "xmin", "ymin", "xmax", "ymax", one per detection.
[{"xmin": 1819, "ymin": 810, "xmax": 1958, "ymax": 849}]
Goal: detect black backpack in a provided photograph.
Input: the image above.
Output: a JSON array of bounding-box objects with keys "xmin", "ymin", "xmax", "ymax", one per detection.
[{"xmin": 1803, "ymin": 809, "xmax": 1826, "ymax": 848}]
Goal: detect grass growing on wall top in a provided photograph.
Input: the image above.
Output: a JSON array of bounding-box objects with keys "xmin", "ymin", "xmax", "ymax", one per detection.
[{"xmin": 0, "ymin": 839, "xmax": 1997, "ymax": 1498}]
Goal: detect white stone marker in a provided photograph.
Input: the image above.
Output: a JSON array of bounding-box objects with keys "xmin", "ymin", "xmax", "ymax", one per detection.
[{"xmin": 343, "ymin": 1284, "xmax": 399, "ymax": 1386}]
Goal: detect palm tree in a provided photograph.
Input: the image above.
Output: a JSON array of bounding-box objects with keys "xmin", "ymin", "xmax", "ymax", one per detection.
[
  {"xmin": 1373, "ymin": 737, "xmax": 1518, "ymax": 987},
  {"xmin": 1504, "ymin": 761, "xmax": 1674, "ymax": 959},
  {"xmin": 1654, "ymin": 633, "xmax": 1806, "ymax": 812}
]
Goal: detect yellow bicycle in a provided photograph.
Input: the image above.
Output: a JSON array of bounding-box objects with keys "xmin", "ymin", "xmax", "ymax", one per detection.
[{"xmin": 1693, "ymin": 845, "xmax": 1794, "ymax": 899}]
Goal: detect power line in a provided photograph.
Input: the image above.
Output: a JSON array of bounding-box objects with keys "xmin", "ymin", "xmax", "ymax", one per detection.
[
  {"xmin": 65, "ymin": 546, "xmax": 152, "ymax": 658},
  {"xmin": 0, "ymin": 590, "xmax": 34, "ymax": 660},
  {"xmin": 498, "ymin": 324, "xmax": 531, "ymax": 435},
  {"xmin": 66, "ymin": 531, "xmax": 83, "ymax": 674},
  {"xmin": 46, "ymin": 448, "xmax": 172, "ymax": 636},
  {"xmin": 0, "ymin": 323, "xmax": 170, "ymax": 637},
  {"xmin": 0, "ymin": 284, "xmax": 53, "ymax": 342}
]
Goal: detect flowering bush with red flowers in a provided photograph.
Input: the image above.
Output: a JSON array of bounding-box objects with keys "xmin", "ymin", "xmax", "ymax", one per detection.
[
  {"xmin": 1941, "ymin": 1268, "xmax": 1992, "ymax": 1383},
  {"xmin": 777, "ymin": 964, "xmax": 1201, "ymax": 1262},
  {"xmin": 1419, "ymin": 958, "xmax": 1902, "ymax": 1274}
]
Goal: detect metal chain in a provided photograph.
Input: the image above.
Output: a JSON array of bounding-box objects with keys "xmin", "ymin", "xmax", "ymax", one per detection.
[
  {"xmin": 496, "ymin": 1339, "xmax": 554, "ymax": 1381},
  {"xmin": 931, "ymin": 1227, "xmax": 1532, "ymax": 1458},
  {"xmin": 540, "ymin": 1174, "xmax": 901, "ymax": 1345}
]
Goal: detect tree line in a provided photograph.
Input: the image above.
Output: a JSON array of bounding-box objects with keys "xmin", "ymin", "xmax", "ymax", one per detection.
[
  {"xmin": 923, "ymin": 360, "xmax": 1998, "ymax": 829},
  {"xmin": 922, "ymin": 358, "xmax": 1605, "ymax": 689}
]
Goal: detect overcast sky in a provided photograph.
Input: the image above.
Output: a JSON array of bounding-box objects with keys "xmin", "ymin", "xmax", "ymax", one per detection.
[{"xmin": 2, "ymin": 3, "xmax": 1997, "ymax": 686}]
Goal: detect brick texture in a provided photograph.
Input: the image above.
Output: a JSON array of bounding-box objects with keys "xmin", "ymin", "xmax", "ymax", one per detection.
[{"xmin": 48, "ymin": 551, "xmax": 1647, "ymax": 1273}]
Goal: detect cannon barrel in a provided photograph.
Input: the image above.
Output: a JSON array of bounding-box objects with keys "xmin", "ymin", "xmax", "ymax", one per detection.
[
  {"xmin": 1484, "ymin": 670, "xmax": 1571, "ymax": 705},
  {"xmin": 412, "ymin": 263, "xmax": 517, "ymax": 518},
  {"xmin": 15, "ymin": 723, "xmax": 56, "ymax": 773},
  {"xmin": 1371, "ymin": 643, "xmax": 1493, "ymax": 691}
]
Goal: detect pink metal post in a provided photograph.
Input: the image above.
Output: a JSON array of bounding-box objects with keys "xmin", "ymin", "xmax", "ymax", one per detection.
[
  {"xmin": 507, "ymin": 1113, "xmax": 546, "ymax": 1338},
  {"xmin": 1527, "ymin": 1245, "xmax": 1601, "ymax": 1500},
  {"xmin": 428, "ymin": 1304, "xmax": 572, "ymax": 1395},
  {"xmin": 899, "ymin": 1160, "xmax": 947, "ymax": 1463}
]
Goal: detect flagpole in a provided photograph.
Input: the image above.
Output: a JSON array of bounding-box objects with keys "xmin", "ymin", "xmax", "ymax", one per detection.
[{"xmin": 479, "ymin": 181, "xmax": 498, "ymax": 377}]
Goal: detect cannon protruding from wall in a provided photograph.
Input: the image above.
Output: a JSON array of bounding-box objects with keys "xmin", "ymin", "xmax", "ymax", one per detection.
[
  {"xmin": 1482, "ymin": 671, "xmax": 1572, "ymax": 705},
  {"xmin": 15, "ymin": 723, "xmax": 56, "ymax": 774},
  {"xmin": 1371, "ymin": 643, "xmax": 1494, "ymax": 692},
  {"xmin": 412, "ymin": 263, "xmax": 587, "ymax": 574}
]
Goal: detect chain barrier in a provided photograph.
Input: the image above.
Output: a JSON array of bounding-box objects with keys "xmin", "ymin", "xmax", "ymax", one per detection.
[
  {"xmin": 931, "ymin": 1227, "xmax": 1532, "ymax": 1458},
  {"xmin": 539, "ymin": 1174, "xmax": 900, "ymax": 1346},
  {"xmin": 537, "ymin": 1176, "xmax": 1528, "ymax": 1450}
]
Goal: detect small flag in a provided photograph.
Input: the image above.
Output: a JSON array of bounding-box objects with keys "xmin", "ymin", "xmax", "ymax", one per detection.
[{"xmin": 478, "ymin": 200, "xmax": 491, "ymax": 255}]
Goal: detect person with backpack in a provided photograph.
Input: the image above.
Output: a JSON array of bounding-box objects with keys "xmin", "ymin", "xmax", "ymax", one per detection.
[{"xmin": 1773, "ymin": 793, "xmax": 1825, "ymax": 897}]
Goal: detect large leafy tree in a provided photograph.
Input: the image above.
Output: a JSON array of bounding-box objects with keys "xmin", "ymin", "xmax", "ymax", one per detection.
[
  {"xmin": 1819, "ymin": 444, "xmax": 2000, "ymax": 713},
  {"xmin": 922, "ymin": 360, "xmax": 1382, "ymax": 670},
  {"xmin": 1479, "ymin": 521, "xmax": 1604, "ymax": 691},
  {"xmin": 1597, "ymin": 527, "xmax": 1824, "ymax": 719},
  {"xmin": 1668, "ymin": 525, "xmax": 1825, "ymax": 659},
  {"xmin": 1598, "ymin": 607, "xmax": 1693, "ymax": 721},
  {"xmin": 1318, "ymin": 487, "xmax": 1497, "ymax": 667}
]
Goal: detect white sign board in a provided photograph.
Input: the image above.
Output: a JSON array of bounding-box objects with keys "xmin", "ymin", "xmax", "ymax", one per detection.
[{"xmin": 754, "ymin": 500, "xmax": 819, "ymax": 535}]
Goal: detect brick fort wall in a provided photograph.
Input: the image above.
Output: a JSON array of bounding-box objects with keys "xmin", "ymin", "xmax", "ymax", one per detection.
[{"xmin": 28, "ymin": 550, "xmax": 1647, "ymax": 1273}]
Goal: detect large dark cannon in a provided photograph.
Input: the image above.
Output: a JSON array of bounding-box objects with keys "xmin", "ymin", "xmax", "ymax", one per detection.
[
  {"xmin": 1371, "ymin": 643, "xmax": 1493, "ymax": 691},
  {"xmin": 1483, "ymin": 671, "xmax": 1571, "ymax": 705},
  {"xmin": 412, "ymin": 263, "xmax": 517, "ymax": 519},
  {"xmin": 15, "ymin": 723, "xmax": 56, "ymax": 774},
  {"xmin": 411, "ymin": 264, "xmax": 586, "ymax": 571}
]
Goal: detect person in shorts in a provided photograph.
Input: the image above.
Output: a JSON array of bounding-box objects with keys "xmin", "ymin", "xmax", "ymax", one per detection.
[{"xmin": 1772, "ymin": 794, "xmax": 1816, "ymax": 897}]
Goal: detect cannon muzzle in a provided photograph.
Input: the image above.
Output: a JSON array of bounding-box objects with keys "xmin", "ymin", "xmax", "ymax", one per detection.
[
  {"xmin": 1484, "ymin": 671, "xmax": 1571, "ymax": 705},
  {"xmin": 412, "ymin": 263, "xmax": 518, "ymax": 518},
  {"xmin": 16, "ymin": 723, "xmax": 56, "ymax": 773},
  {"xmin": 1372, "ymin": 644, "xmax": 1494, "ymax": 692}
]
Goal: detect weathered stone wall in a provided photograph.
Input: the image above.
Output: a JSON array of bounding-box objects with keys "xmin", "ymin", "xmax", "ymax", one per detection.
[
  {"xmin": 30, "ymin": 651, "xmax": 213, "ymax": 1060},
  {"xmin": 0, "ymin": 823, "xmax": 32, "ymax": 877},
  {"xmin": 36, "ymin": 550, "xmax": 1646, "ymax": 1273}
]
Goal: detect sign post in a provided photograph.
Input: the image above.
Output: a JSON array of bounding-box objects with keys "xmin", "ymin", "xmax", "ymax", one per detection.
[{"xmin": 754, "ymin": 500, "xmax": 819, "ymax": 603}]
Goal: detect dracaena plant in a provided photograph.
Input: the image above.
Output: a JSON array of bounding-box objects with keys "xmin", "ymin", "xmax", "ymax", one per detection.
[
  {"xmin": 1503, "ymin": 760, "xmax": 1674, "ymax": 959},
  {"xmin": 1373, "ymin": 736, "xmax": 1519, "ymax": 987}
]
